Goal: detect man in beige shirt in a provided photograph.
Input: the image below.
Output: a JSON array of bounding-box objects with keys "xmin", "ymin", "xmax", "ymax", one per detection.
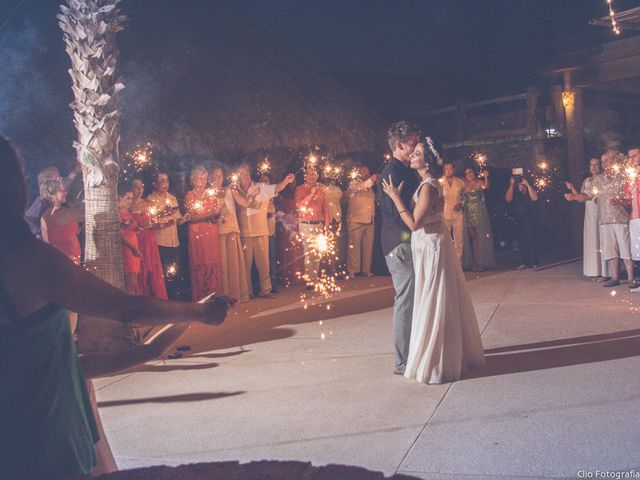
[
  {"xmin": 346, "ymin": 166, "xmax": 378, "ymax": 277},
  {"xmin": 147, "ymin": 172, "xmax": 189, "ymax": 298},
  {"xmin": 236, "ymin": 163, "xmax": 295, "ymax": 298},
  {"xmin": 442, "ymin": 161, "xmax": 465, "ymax": 259}
]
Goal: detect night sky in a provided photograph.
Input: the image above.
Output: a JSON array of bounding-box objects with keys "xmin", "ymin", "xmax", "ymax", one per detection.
[{"xmin": 233, "ymin": 0, "xmax": 636, "ymax": 98}]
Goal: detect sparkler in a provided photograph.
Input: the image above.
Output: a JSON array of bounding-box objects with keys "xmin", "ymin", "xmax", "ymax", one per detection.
[
  {"xmin": 121, "ymin": 143, "xmax": 156, "ymax": 183},
  {"xmin": 166, "ymin": 263, "xmax": 177, "ymax": 278},
  {"xmin": 297, "ymin": 228, "xmax": 343, "ymax": 308},
  {"xmin": 349, "ymin": 167, "xmax": 359, "ymax": 181},
  {"xmin": 257, "ymin": 158, "xmax": 272, "ymax": 175},
  {"xmin": 471, "ymin": 152, "xmax": 488, "ymax": 170}
]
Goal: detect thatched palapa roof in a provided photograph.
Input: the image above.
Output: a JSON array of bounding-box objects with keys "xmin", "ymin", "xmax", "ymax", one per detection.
[{"xmin": 117, "ymin": 0, "xmax": 385, "ymax": 159}]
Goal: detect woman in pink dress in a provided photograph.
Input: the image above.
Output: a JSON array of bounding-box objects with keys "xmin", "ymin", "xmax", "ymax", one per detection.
[
  {"xmin": 184, "ymin": 166, "xmax": 223, "ymax": 301},
  {"xmin": 130, "ymin": 178, "xmax": 168, "ymax": 299},
  {"xmin": 118, "ymin": 188, "xmax": 142, "ymax": 295}
]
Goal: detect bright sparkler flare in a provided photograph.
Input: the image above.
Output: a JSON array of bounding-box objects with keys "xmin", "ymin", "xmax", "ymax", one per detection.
[
  {"xmin": 230, "ymin": 173, "xmax": 239, "ymax": 184},
  {"xmin": 192, "ymin": 200, "xmax": 204, "ymax": 212},
  {"xmin": 625, "ymin": 167, "xmax": 638, "ymax": 180},
  {"xmin": 313, "ymin": 233, "xmax": 329, "ymax": 254},
  {"xmin": 384, "ymin": 153, "xmax": 392, "ymax": 160},
  {"xmin": 612, "ymin": 164, "xmax": 621, "ymax": 173},
  {"xmin": 307, "ymin": 154, "xmax": 318, "ymax": 165},
  {"xmin": 535, "ymin": 178, "xmax": 548, "ymax": 190},
  {"xmin": 349, "ymin": 168, "xmax": 359, "ymax": 180},
  {"xmin": 148, "ymin": 206, "xmax": 158, "ymax": 216},
  {"xmin": 166, "ymin": 263, "xmax": 177, "ymax": 278},
  {"xmin": 258, "ymin": 158, "xmax": 272, "ymax": 175},
  {"xmin": 472, "ymin": 152, "xmax": 487, "ymax": 167},
  {"xmin": 206, "ymin": 187, "xmax": 217, "ymax": 197},
  {"xmin": 538, "ymin": 161, "xmax": 548, "ymax": 171}
]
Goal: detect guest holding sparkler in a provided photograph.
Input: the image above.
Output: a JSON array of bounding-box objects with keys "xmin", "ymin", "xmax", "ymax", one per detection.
[
  {"xmin": 260, "ymin": 173, "xmax": 280, "ymax": 292},
  {"xmin": 346, "ymin": 165, "xmax": 377, "ymax": 277},
  {"xmin": 276, "ymin": 178, "xmax": 305, "ymax": 286},
  {"xmin": 184, "ymin": 166, "xmax": 223, "ymax": 302},
  {"xmin": 295, "ymin": 166, "xmax": 331, "ymax": 289},
  {"xmin": 117, "ymin": 187, "xmax": 142, "ymax": 295},
  {"xmin": 625, "ymin": 145, "xmax": 640, "ymax": 290},
  {"xmin": 213, "ymin": 167, "xmax": 250, "ymax": 303},
  {"xmin": 506, "ymin": 172, "xmax": 540, "ymax": 270},
  {"xmin": 462, "ymin": 166, "xmax": 495, "ymax": 271},
  {"xmin": 442, "ymin": 161, "xmax": 465, "ymax": 260},
  {"xmin": 0, "ymin": 135, "xmax": 233, "ymax": 479},
  {"xmin": 564, "ymin": 157, "xmax": 608, "ymax": 279},
  {"xmin": 566, "ymin": 150, "xmax": 633, "ymax": 287},
  {"xmin": 323, "ymin": 169, "xmax": 346, "ymax": 274},
  {"xmin": 130, "ymin": 178, "xmax": 168, "ymax": 299},
  {"xmin": 237, "ymin": 163, "xmax": 295, "ymax": 298},
  {"xmin": 147, "ymin": 172, "xmax": 189, "ymax": 299}
]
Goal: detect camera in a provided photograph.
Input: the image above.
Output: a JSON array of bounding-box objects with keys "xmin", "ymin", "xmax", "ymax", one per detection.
[{"xmin": 511, "ymin": 167, "xmax": 523, "ymax": 183}]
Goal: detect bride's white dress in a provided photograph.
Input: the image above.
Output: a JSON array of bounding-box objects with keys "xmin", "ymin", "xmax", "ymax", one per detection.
[{"xmin": 404, "ymin": 178, "xmax": 486, "ymax": 384}]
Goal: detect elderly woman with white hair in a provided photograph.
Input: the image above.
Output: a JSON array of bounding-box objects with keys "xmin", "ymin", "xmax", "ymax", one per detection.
[{"xmin": 184, "ymin": 165, "xmax": 223, "ymax": 301}]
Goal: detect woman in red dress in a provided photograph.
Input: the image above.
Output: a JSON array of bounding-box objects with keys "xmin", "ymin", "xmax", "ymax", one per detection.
[
  {"xmin": 118, "ymin": 188, "xmax": 142, "ymax": 295},
  {"xmin": 184, "ymin": 166, "xmax": 223, "ymax": 301},
  {"xmin": 40, "ymin": 179, "xmax": 83, "ymax": 266},
  {"xmin": 40, "ymin": 178, "xmax": 84, "ymax": 335},
  {"xmin": 130, "ymin": 178, "xmax": 168, "ymax": 299}
]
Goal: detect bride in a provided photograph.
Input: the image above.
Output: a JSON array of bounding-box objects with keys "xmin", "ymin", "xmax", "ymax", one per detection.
[{"xmin": 382, "ymin": 138, "xmax": 485, "ymax": 384}]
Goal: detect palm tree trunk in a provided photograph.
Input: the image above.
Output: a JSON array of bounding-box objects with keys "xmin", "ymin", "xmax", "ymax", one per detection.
[{"xmin": 59, "ymin": 0, "xmax": 132, "ymax": 352}]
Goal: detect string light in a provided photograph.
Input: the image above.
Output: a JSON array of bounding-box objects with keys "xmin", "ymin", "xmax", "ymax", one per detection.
[{"xmin": 606, "ymin": 0, "xmax": 621, "ymax": 35}]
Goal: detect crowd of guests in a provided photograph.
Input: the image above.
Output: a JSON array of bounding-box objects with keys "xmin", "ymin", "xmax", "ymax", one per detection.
[
  {"xmin": 24, "ymin": 159, "xmax": 383, "ymax": 321},
  {"xmin": 26, "ymin": 148, "xmax": 556, "ymax": 320},
  {"xmin": 565, "ymin": 146, "xmax": 640, "ymax": 289}
]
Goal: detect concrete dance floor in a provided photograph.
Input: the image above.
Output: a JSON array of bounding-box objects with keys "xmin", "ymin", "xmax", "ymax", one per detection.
[{"xmin": 94, "ymin": 261, "xmax": 640, "ymax": 479}]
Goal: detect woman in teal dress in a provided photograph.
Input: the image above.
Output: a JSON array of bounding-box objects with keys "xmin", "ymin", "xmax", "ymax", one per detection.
[
  {"xmin": 461, "ymin": 167, "xmax": 496, "ymax": 271},
  {"xmin": 0, "ymin": 136, "xmax": 233, "ymax": 479}
]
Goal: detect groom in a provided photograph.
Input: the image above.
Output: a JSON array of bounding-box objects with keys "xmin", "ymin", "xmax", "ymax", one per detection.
[{"xmin": 377, "ymin": 121, "xmax": 420, "ymax": 375}]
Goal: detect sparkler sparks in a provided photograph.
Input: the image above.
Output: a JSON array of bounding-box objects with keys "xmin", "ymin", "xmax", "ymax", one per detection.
[
  {"xmin": 166, "ymin": 263, "xmax": 177, "ymax": 278},
  {"xmin": 257, "ymin": 158, "xmax": 272, "ymax": 175},
  {"xmin": 471, "ymin": 152, "xmax": 488, "ymax": 169}
]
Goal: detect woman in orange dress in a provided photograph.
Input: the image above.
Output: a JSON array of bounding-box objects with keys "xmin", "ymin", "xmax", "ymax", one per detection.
[
  {"xmin": 118, "ymin": 187, "xmax": 142, "ymax": 295},
  {"xmin": 130, "ymin": 178, "xmax": 168, "ymax": 299},
  {"xmin": 184, "ymin": 166, "xmax": 223, "ymax": 301}
]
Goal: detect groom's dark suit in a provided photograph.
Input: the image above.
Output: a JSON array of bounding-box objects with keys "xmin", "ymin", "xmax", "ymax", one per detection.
[{"xmin": 378, "ymin": 158, "xmax": 419, "ymax": 372}]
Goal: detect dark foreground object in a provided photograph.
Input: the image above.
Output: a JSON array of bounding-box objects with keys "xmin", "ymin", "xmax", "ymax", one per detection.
[{"xmin": 82, "ymin": 460, "xmax": 421, "ymax": 480}]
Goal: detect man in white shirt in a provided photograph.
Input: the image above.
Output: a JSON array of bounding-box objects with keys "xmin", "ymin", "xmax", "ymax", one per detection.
[
  {"xmin": 346, "ymin": 166, "xmax": 378, "ymax": 277},
  {"xmin": 442, "ymin": 161, "xmax": 465, "ymax": 259},
  {"xmin": 147, "ymin": 172, "xmax": 190, "ymax": 298},
  {"xmin": 236, "ymin": 163, "xmax": 295, "ymax": 298}
]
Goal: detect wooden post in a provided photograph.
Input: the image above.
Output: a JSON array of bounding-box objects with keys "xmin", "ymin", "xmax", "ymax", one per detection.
[{"xmin": 562, "ymin": 77, "xmax": 586, "ymax": 256}]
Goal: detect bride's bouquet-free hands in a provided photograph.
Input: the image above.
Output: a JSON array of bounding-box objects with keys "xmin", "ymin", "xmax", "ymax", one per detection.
[{"xmin": 381, "ymin": 175, "xmax": 405, "ymax": 203}]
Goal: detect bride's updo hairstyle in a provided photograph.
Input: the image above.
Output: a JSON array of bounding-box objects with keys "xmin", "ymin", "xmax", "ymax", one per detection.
[{"xmin": 421, "ymin": 136, "xmax": 444, "ymax": 177}]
